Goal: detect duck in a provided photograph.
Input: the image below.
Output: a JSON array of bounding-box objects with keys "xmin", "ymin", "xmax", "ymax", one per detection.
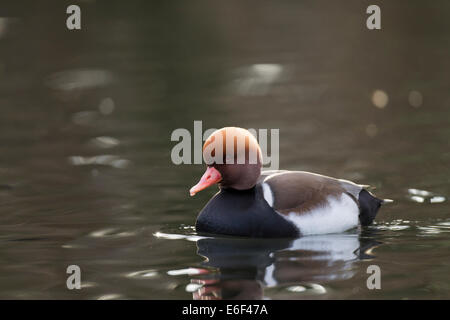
[{"xmin": 190, "ymin": 127, "xmax": 385, "ymax": 238}]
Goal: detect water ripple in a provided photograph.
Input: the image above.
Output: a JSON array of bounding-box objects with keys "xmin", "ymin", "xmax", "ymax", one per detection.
[
  {"xmin": 89, "ymin": 136, "xmax": 120, "ymax": 149},
  {"xmin": 46, "ymin": 69, "xmax": 114, "ymax": 91},
  {"xmin": 126, "ymin": 269, "xmax": 158, "ymax": 279},
  {"xmin": 407, "ymin": 188, "xmax": 446, "ymax": 204},
  {"xmin": 68, "ymin": 155, "xmax": 130, "ymax": 169},
  {"xmin": 97, "ymin": 293, "xmax": 123, "ymax": 300},
  {"xmin": 72, "ymin": 111, "xmax": 98, "ymax": 126},
  {"xmin": 89, "ymin": 228, "xmax": 136, "ymax": 238},
  {"xmin": 289, "ymin": 283, "xmax": 327, "ymax": 294},
  {"xmin": 153, "ymin": 231, "xmax": 208, "ymax": 242},
  {"xmin": 231, "ymin": 64, "xmax": 286, "ymax": 96},
  {"xmin": 417, "ymin": 220, "xmax": 450, "ymax": 236},
  {"xmin": 372, "ymin": 219, "xmax": 411, "ymax": 231},
  {"xmin": 167, "ymin": 268, "xmax": 207, "ymax": 276}
]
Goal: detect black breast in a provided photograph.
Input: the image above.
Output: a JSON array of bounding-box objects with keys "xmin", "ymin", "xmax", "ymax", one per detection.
[{"xmin": 195, "ymin": 185, "xmax": 299, "ymax": 238}]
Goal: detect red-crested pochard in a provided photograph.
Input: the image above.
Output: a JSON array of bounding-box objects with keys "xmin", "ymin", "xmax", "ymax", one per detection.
[{"xmin": 190, "ymin": 127, "xmax": 385, "ymax": 238}]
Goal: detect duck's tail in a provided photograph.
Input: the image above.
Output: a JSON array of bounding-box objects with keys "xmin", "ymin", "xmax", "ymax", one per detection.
[{"xmin": 358, "ymin": 189, "xmax": 392, "ymax": 226}]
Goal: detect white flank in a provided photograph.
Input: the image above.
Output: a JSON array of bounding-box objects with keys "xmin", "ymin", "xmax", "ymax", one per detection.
[
  {"xmin": 282, "ymin": 194, "xmax": 359, "ymax": 235},
  {"xmin": 262, "ymin": 182, "xmax": 274, "ymax": 207}
]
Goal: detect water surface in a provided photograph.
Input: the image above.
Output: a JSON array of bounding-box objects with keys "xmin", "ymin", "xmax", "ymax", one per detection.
[{"xmin": 0, "ymin": 1, "xmax": 449, "ymax": 299}]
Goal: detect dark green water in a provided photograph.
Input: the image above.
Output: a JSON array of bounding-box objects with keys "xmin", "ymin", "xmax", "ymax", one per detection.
[{"xmin": 0, "ymin": 1, "xmax": 449, "ymax": 299}]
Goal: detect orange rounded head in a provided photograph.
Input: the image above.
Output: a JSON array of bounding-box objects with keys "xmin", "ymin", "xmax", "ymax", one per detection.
[{"xmin": 190, "ymin": 127, "xmax": 263, "ymax": 196}]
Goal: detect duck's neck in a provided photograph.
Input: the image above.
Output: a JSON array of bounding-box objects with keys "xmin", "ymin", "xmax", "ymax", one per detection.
[{"xmin": 220, "ymin": 186, "xmax": 257, "ymax": 194}]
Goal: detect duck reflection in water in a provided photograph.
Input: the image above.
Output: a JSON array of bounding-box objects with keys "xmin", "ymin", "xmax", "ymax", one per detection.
[{"xmin": 190, "ymin": 231, "xmax": 380, "ymax": 300}]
